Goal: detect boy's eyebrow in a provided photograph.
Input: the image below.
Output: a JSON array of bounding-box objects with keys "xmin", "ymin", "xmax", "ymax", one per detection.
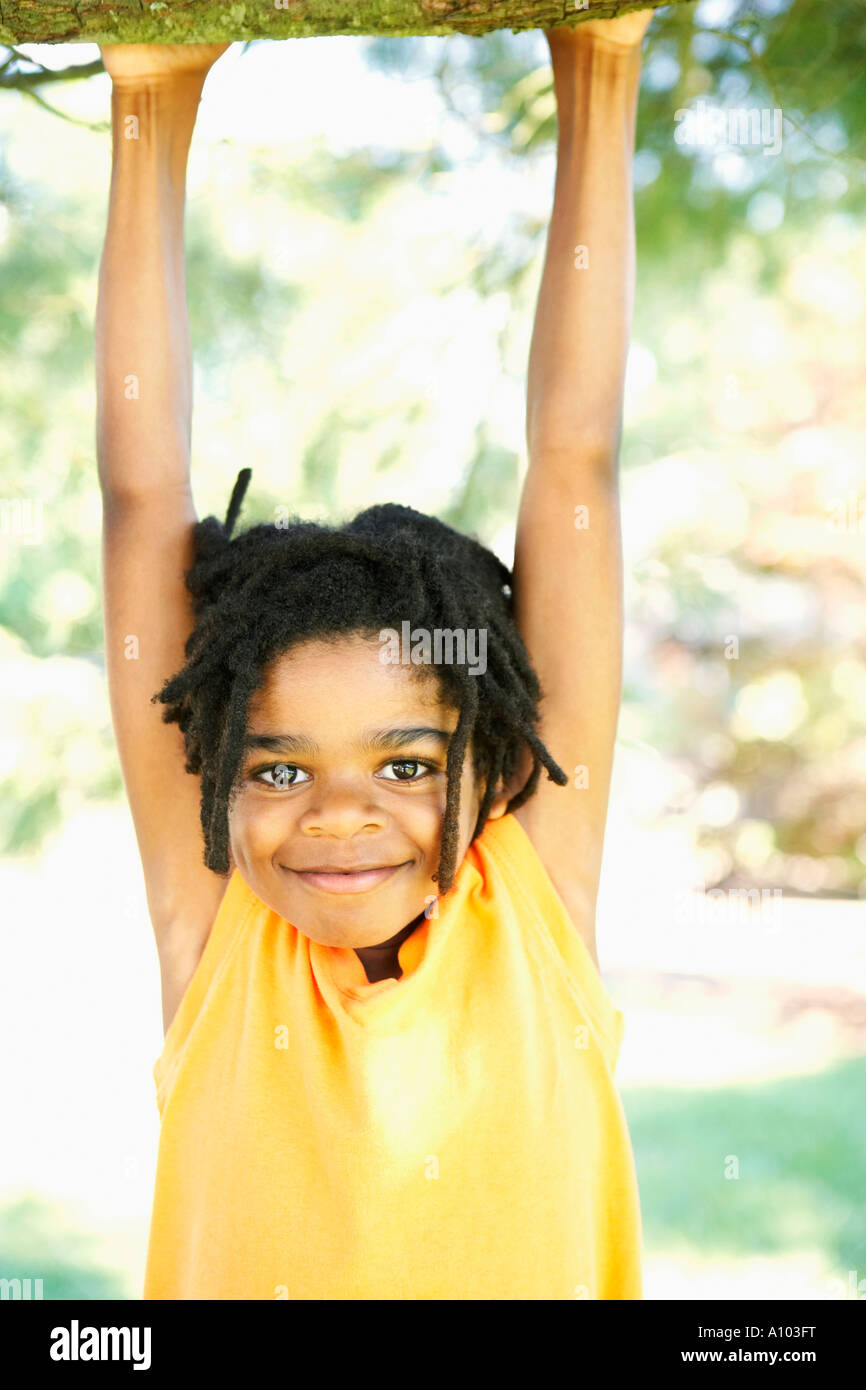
[{"xmin": 242, "ymin": 726, "xmax": 452, "ymax": 756}]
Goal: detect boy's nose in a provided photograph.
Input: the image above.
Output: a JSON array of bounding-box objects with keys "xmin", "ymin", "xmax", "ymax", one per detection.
[{"xmin": 297, "ymin": 788, "xmax": 389, "ymax": 838}]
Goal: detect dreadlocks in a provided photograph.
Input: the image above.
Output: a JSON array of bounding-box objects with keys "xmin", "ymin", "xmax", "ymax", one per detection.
[{"xmin": 153, "ymin": 467, "xmax": 569, "ymax": 896}]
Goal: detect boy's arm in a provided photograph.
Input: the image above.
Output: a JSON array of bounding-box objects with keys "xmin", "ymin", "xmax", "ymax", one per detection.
[
  {"xmin": 96, "ymin": 46, "xmax": 228, "ymax": 498},
  {"xmin": 510, "ymin": 17, "xmax": 651, "ymax": 940},
  {"xmin": 525, "ymin": 19, "xmax": 646, "ymax": 461},
  {"xmin": 96, "ymin": 50, "xmax": 230, "ymax": 988}
]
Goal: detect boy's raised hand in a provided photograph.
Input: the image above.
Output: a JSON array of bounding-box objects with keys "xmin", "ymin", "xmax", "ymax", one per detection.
[
  {"xmin": 99, "ymin": 41, "xmax": 231, "ymax": 86},
  {"xmin": 546, "ymin": 6, "xmax": 655, "ymax": 52}
]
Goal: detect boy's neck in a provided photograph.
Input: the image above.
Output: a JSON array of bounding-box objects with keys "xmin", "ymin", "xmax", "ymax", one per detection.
[{"xmin": 354, "ymin": 909, "xmax": 428, "ymax": 984}]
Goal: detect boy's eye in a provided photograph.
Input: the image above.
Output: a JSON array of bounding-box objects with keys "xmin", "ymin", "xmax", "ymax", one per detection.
[
  {"xmin": 255, "ymin": 763, "xmax": 309, "ymax": 788},
  {"xmin": 379, "ymin": 759, "xmax": 433, "ymax": 782}
]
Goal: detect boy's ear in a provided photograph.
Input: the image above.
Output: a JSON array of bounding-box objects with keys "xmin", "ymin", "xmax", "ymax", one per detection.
[
  {"xmin": 499, "ymin": 746, "xmax": 535, "ymax": 808},
  {"xmin": 485, "ymin": 783, "xmax": 510, "ymax": 820},
  {"xmin": 486, "ymin": 748, "xmax": 533, "ymax": 819}
]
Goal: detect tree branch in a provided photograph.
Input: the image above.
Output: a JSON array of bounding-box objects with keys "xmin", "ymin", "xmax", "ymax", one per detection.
[
  {"xmin": 0, "ymin": 48, "xmax": 104, "ymax": 90},
  {"xmin": 0, "ymin": 0, "xmax": 674, "ymax": 46}
]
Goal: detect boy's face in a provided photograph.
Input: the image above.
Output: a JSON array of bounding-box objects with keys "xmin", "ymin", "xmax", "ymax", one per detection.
[{"xmin": 228, "ymin": 634, "xmax": 510, "ymax": 949}]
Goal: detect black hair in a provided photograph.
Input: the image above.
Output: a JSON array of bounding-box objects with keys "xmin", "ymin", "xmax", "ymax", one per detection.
[{"xmin": 153, "ymin": 468, "xmax": 568, "ymax": 895}]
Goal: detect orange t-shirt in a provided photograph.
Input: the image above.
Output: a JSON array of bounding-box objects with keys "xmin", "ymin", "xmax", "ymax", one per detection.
[{"xmin": 143, "ymin": 811, "xmax": 642, "ymax": 1299}]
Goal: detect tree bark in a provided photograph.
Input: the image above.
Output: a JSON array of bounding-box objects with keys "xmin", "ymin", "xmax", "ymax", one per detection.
[{"xmin": 0, "ymin": 0, "xmax": 672, "ymax": 46}]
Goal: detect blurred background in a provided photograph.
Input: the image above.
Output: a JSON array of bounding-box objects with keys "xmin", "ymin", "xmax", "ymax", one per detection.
[{"xmin": 1, "ymin": 0, "xmax": 865, "ymax": 1299}]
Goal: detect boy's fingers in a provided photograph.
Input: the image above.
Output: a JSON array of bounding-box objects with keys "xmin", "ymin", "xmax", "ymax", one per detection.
[
  {"xmin": 547, "ymin": 7, "xmax": 656, "ymax": 50},
  {"xmin": 99, "ymin": 41, "xmax": 231, "ymax": 82}
]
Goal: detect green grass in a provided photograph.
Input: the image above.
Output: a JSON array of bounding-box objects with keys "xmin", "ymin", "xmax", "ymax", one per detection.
[{"xmin": 622, "ymin": 1054, "xmax": 866, "ymax": 1273}]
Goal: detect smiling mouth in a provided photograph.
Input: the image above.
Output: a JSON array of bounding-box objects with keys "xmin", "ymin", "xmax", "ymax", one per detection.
[{"xmin": 282, "ymin": 861, "xmax": 411, "ymax": 894}]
